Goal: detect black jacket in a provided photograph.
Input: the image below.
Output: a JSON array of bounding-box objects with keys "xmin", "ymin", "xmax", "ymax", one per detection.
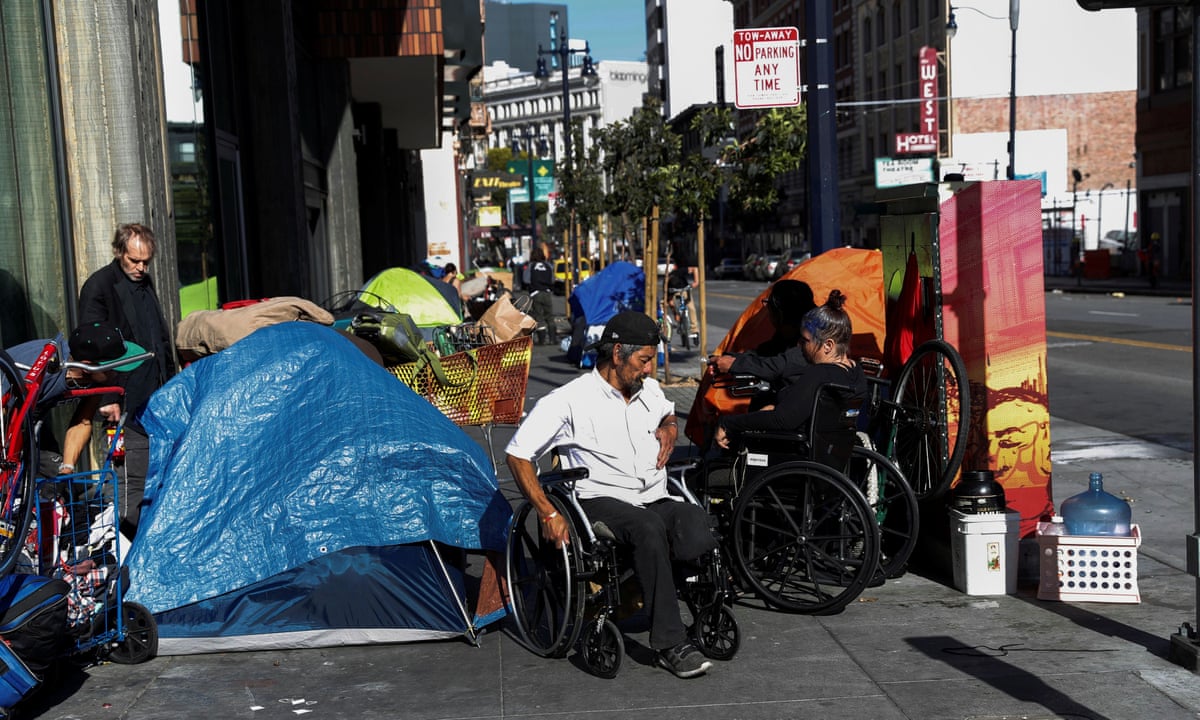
[{"xmin": 78, "ymin": 260, "xmax": 175, "ymax": 427}]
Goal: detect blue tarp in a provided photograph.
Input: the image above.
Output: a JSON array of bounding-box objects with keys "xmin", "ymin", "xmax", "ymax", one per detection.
[
  {"xmin": 125, "ymin": 323, "xmax": 510, "ymax": 653},
  {"xmin": 567, "ymin": 260, "xmax": 644, "ymax": 326}
]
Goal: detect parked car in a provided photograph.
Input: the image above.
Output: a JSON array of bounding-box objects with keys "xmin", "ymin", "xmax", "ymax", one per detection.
[
  {"xmin": 773, "ymin": 247, "xmax": 812, "ymax": 279},
  {"xmin": 553, "ymin": 258, "xmax": 592, "ymax": 293},
  {"xmin": 758, "ymin": 254, "xmax": 780, "ymax": 281},
  {"xmin": 711, "ymin": 257, "xmax": 743, "ymax": 280}
]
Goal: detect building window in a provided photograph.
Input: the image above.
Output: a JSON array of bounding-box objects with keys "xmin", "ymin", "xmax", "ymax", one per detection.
[
  {"xmin": 876, "ymin": 9, "xmax": 885, "ymax": 46},
  {"xmin": 1154, "ymin": 6, "xmax": 1193, "ymax": 91},
  {"xmin": 862, "ymin": 16, "xmax": 872, "ymax": 52},
  {"xmin": 879, "ymin": 69, "xmax": 887, "ymax": 99},
  {"xmin": 911, "ymin": 0, "xmax": 920, "ymax": 28},
  {"xmin": 893, "ymin": 2, "xmax": 902, "ymax": 38}
]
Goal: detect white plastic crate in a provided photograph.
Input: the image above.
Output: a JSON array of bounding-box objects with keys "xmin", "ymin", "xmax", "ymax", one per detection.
[{"xmin": 1037, "ymin": 523, "xmax": 1141, "ymax": 603}]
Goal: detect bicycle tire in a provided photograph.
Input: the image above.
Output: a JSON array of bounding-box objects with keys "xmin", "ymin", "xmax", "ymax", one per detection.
[
  {"xmin": 847, "ymin": 445, "xmax": 919, "ymax": 579},
  {"xmin": 889, "ymin": 339, "xmax": 971, "ymax": 500},
  {"xmin": 678, "ymin": 304, "xmax": 691, "ymax": 349},
  {"xmin": 0, "ymin": 349, "xmax": 35, "ymax": 577}
]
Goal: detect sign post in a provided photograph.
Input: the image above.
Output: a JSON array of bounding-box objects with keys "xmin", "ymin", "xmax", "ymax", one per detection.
[{"xmin": 733, "ymin": 27, "xmax": 801, "ymax": 109}]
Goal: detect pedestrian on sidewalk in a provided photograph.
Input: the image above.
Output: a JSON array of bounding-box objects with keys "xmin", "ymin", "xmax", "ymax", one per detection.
[{"xmin": 526, "ymin": 248, "xmax": 556, "ymax": 345}]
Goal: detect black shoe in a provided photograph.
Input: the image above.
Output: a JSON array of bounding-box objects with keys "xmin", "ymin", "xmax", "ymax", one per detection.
[{"xmin": 657, "ymin": 641, "xmax": 712, "ymax": 678}]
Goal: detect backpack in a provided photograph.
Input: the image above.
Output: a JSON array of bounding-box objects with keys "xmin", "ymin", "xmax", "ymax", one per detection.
[
  {"xmin": 0, "ymin": 574, "xmax": 70, "ymax": 678},
  {"xmin": 350, "ymin": 311, "xmax": 472, "ymax": 387}
]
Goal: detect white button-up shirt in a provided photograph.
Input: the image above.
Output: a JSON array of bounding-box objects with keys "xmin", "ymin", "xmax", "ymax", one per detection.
[{"xmin": 506, "ymin": 369, "xmax": 675, "ymax": 506}]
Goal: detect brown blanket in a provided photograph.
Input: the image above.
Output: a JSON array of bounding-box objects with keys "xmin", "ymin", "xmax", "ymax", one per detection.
[{"xmin": 177, "ymin": 297, "xmax": 334, "ymax": 359}]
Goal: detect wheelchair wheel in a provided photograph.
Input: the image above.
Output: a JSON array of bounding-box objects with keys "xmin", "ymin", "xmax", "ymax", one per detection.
[
  {"xmin": 505, "ymin": 497, "xmax": 586, "ymax": 658},
  {"xmin": 107, "ymin": 602, "xmax": 158, "ymax": 665},
  {"xmin": 848, "ymin": 446, "xmax": 919, "ymax": 579},
  {"xmin": 731, "ymin": 461, "xmax": 880, "ymax": 615},
  {"xmin": 0, "ymin": 349, "xmax": 35, "ymax": 577},
  {"xmin": 690, "ymin": 604, "xmax": 739, "ymax": 661},
  {"xmin": 581, "ymin": 618, "xmax": 624, "ymax": 679},
  {"xmin": 889, "ymin": 339, "xmax": 970, "ymax": 501}
]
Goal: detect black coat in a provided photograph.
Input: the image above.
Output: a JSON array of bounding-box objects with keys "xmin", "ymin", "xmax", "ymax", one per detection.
[{"xmin": 78, "ymin": 260, "xmax": 175, "ymax": 427}]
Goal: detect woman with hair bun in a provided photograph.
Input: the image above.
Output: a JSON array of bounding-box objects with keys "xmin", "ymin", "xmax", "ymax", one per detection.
[{"xmin": 714, "ymin": 289, "xmax": 867, "ymax": 448}]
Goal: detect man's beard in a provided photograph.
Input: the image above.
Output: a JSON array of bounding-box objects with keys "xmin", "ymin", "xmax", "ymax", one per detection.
[{"xmin": 626, "ymin": 376, "xmax": 644, "ymax": 396}]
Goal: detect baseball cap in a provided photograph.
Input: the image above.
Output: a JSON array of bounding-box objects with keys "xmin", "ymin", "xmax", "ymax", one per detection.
[
  {"xmin": 585, "ymin": 311, "xmax": 664, "ymax": 351},
  {"xmin": 68, "ymin": 323, "xmax": 147, "ymax": 372}
]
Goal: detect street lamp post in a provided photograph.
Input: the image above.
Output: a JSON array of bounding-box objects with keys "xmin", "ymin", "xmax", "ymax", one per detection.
[
  {"xmin": 535, "ymin": 37, "xmax": 597, "ymax": 286},
  {"xmin": 947, "ymin": 1, "xmax": 1020, "ymax": 179}
]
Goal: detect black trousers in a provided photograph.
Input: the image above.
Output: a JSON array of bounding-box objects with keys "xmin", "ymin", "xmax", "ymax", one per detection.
[
  {"xmin": 578, "ymin": 497, "xmax": 717, "ymax": 651},
  {"xmin": 119, "ymin": 425, "xmax": 150, "ymax": 538}
]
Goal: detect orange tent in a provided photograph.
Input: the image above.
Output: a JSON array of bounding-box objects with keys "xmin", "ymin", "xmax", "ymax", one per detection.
[{"xmin": 685, "ymin": 247, "xmax": 886, "ymax": 446}]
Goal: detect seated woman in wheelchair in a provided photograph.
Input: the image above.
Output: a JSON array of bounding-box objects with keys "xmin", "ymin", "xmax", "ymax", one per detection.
[
  {"xmin": 505, "ymin": 311, "xmax": 719, "ymax": 679},
  {"xmin": 713, "ymin": 289, "xmax": 867, "ymax": 450}
]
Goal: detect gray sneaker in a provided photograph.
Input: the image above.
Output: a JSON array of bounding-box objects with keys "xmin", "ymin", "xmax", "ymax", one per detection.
[{"xmin": 657, "ymin": 641, "xmax": 712, "ymax": 678}]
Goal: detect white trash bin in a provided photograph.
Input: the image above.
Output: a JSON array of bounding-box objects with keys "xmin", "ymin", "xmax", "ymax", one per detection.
[{"xmin": 950, "ymin": 509, "xmax": 1020, "ymax": 596}]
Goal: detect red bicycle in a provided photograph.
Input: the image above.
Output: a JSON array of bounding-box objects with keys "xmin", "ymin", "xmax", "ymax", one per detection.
[{"xmin": 0, "ymin": 339, "xmax": 153, "ymax": 576}]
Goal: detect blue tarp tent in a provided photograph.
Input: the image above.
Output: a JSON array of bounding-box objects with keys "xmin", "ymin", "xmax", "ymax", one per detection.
[
  {"xmin": 125, "ymin": 323, "xmax": 511, "ymax": 654},
  {"xmin": 566, "ymin": 261, "xmax": 645, "ymax": 365},
  {"xmin": 567, "ymin": 260, "xmax": 644, "ymax": 326}
]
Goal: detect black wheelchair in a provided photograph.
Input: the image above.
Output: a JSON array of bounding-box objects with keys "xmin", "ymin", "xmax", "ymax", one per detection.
[
  {"xmin": 690, "ymin": 380, "xmax": 920, "ymax": 615},
  {"xmin": 505, "ymin": 466, "xmax": 740, "ymax": 678}
]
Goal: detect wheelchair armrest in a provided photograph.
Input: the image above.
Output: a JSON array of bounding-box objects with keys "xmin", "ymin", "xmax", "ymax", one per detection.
[
  {"xmin": 537, "ymin": 466, "xmax": 589, "ymax": 489},
  {"xmin": 738, "ymin": 429, "xmax": 807, "ymax": 446},
  {"xmin": 665, "ymin": 457, "xmax": 703, "ymax": 475},
  {"xmin": 712, "ymin": 373, "xmax": 770, "ymax": 398}
]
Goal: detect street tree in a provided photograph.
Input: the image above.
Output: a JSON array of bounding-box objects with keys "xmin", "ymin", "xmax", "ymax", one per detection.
[
  {"xmin": 724, "ymin": 106, "xmax": 808, "ymax": 220},
  {"xmin": 597, "ymin": 96, "xmax": 681, "ymax": 316},
  {"xmin": 671, "ymin": 105, "xmax": 738, "ymax": 356},
  {"xmin": 554, "ymin": 117, "xmax": 605, "ymax": 291}
]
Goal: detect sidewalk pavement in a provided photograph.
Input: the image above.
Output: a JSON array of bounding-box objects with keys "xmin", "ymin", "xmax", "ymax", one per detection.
[{"xmin": 26, "ymin": 286, "xmax": 1200, "ymax": 720}]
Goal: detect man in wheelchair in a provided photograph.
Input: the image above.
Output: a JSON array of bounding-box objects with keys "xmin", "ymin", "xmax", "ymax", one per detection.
[{"xmin": 506, "ymin": 311, "xmax": 719, "ymax": 678}]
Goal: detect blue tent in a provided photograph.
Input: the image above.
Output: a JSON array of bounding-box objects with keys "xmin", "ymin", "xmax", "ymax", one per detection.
[
  {"xmin": 567, "ymin": 260, "xmax": 645, "ymax": 326},
  {"xmin": 565, "ymin": 261, "xmax": 645, "ymax": 365},
  {"xmin": 125, "ymin": 323, "xmax": 511, "ymax": 654}
]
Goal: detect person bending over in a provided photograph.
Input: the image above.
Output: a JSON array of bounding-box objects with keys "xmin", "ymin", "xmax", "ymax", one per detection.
[
  {"xmin": 6, "ymin": 323, "xmax": 148, "ymax": 478},
  {"xmin": 714, "ymin": 290, "xmax": 866, "ymax": 448},
  {"xmin": 708, "ymin": 279, "xmax": 817, "ymax": 410},
  {"xmin": 505, "ymin": 311, "xmax": 718, "ymax": 679}
]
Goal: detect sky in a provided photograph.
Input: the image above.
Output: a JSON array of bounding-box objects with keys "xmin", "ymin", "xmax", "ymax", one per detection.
[{"xmin": 554, "ymin": 0, "xmax": 646, "ymax": 62}]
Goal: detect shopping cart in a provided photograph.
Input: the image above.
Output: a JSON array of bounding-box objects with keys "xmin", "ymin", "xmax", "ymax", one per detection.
[{"xmin": 32, "ymin": 411, "xmax": 157, "ymax": 664}]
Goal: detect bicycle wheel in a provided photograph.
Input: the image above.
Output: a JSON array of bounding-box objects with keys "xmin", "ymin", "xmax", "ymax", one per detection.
[
  {"xmin": 505, "ymin": 497, "xmax": 586, "ymax": 658},
  {"xmin": 731, "ymin": 461, "xmax": 880, "ymax": 615},
  {"xmin": 678, "ymin": 304, "xmax": 691, "ymax": 349},
  {"xmin": 0, "ymin": 350, "xmax": 35, "ymax": 577},
  {"xmin": 847, "ymin": 445, "xmax": 919, "ymax": 579},
  {"xmin": 889, "ymin": 339, "xmax": 970, "ymax": 501}
]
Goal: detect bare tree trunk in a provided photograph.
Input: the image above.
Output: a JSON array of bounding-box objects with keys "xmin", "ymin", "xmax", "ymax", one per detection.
[{"xmin": 697, "ymin": 211, "xmax": 708, "ymax": 356}]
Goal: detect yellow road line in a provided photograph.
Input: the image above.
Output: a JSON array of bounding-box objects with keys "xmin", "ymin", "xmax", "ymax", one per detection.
[{"xmin": 1047, "ymin": 330, "xmax": 1191, "ymax": 352}]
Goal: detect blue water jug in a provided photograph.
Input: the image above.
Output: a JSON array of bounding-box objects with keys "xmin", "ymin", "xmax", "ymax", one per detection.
[{"xmin": 1060, "ymin": 472, "xmax": 1131, "ymax": 536}]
